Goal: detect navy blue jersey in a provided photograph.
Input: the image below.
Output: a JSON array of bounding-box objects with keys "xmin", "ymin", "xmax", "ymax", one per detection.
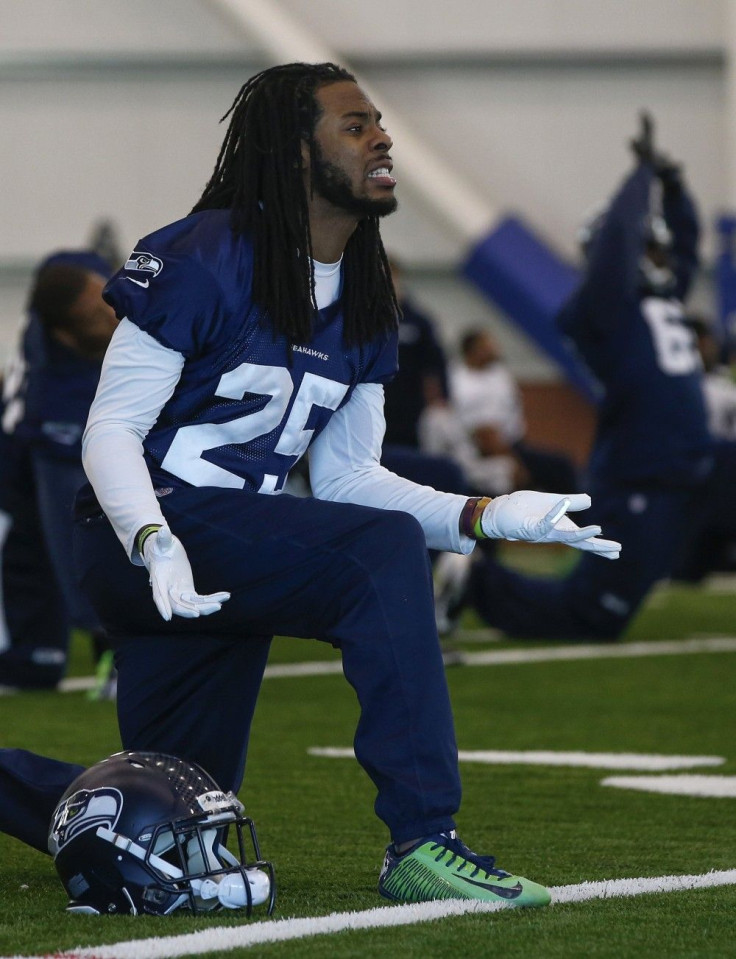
[
  {"xmin": 558, "ymin": 164, "xmax": 713, "ymax": 486},
  {"xmin": 103, "ymin": 210, "xmax": 398, "ymax": 494},
  {"xmin": 3, "ymin": 251, "xmax": 112, "ymax": 462},
  {"xmin": 383, "ymin": 298, "xmax": 449, "ymax": 447},
  {"xmin": 18, "ymin": 332, "xmax": 105, "ymax": 460}
]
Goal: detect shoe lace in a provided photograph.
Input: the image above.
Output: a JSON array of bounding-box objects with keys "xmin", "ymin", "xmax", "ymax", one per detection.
[{"xmin": 429, "ymin": 832, "xmax": 508, "ymax": 879}]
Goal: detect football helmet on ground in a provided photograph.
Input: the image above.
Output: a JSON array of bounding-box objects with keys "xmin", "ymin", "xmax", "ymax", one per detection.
[{"xmin": 48, "ymin": 750, "xmax": 275, "ymax": 916}]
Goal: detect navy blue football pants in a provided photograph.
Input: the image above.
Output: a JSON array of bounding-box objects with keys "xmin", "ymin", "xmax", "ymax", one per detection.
[
  {"xmin": 470, "ymin": 481, "xmax": 697, "ymax": 640},
  {"xmin": 32, "ymin": 452, "xmax": 102, "ymax": 633},
  {"xmin": 1, "ymin": 444, "xmax": 102, "ymax": 678},
  {"xmin": 1, "ymin": 447, "xmax": 68, "ymax": 659},
  {"xmin": 0, "ymin": 487, "xmax": 460, "ymax": 852}
]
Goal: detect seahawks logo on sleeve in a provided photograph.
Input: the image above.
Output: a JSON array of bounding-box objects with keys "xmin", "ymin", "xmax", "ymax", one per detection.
[{"xmin": 124, "ymin": 252, "xmax": 163, "ymax": 288}]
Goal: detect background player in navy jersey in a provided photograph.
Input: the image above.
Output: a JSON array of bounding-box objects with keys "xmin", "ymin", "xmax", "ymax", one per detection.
[
  {"xmin": 379, "ymin": 254, "xmax": 469, "ymax": 500},
  {"xmin": 0, "ymin": 251, "xmax": 118, "ymax": 689},
  {"xmin": 382, "ymin": 254, "xmax": 450, "ymax": 450},
  {"xmin": 462, "ymin": 114, "xmax": 713, "ymax": 642},
  {"xmin": 0, "ymin": 62, "xmax": 619, "ymax": 910}
]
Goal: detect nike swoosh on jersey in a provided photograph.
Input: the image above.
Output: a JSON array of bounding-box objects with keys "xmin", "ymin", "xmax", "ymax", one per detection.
[
  {"xmin": 457, "ymin": 876, "xmax": 524, "ymax": 898},
  {"xmin": 125, "ymin": 276, "xmax": 150, "ymax": 288}
]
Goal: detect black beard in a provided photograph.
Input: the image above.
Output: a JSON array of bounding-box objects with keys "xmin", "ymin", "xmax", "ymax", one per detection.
[{"xmin": 310, "ymin": 143, "xmax": 397, "ymax": 219}]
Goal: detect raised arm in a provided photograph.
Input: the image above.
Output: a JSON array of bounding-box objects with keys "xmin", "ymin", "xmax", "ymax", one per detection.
[
  {"xmin": 661, "ymin": 169, "xmax": 700, "ymax": 301},
  {"xmin": 564, "ymin": 163, "xmax": 655, "ymax": 338}
]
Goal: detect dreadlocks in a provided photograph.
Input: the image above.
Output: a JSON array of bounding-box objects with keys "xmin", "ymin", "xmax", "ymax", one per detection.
[{"xmin": 191, "ymin": 62, "xmax": 398, "ymax": 348}]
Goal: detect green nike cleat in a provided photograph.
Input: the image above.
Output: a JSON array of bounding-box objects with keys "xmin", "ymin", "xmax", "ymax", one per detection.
[{"xmin": 378, "ymin": 830, "xmax": 550, "ymax": 907}]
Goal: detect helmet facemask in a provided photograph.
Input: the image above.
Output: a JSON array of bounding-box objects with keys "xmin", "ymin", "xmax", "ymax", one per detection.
[
  {"xmin": 49, "ymin": 751, "xmax": 276, "ymax": 917},
  {"xmin": 88, "ymin": 806, "xmax": 275, "ymax": 915}
]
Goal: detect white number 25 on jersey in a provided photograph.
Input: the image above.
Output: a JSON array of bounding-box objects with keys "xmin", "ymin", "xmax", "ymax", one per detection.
[{"xmin": 161, "ymin": 362, "xmax": 348, "ymax": 492}]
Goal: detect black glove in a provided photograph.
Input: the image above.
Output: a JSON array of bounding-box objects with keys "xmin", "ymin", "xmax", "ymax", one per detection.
[
  {"xmin": 630, "ymin": 111, "xmax": 682, "ymax": 193},
  {"xmin": 630, "ymin": 111, "xmax": 656, "ymax": 166}
]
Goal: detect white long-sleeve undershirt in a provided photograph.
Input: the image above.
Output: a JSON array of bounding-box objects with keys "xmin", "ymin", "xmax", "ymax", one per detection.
[
  {"xmin": 309, "ymin": 383, "xmax": 473, "ymax": 553},
  {"xmin": 82, "ymin": 319, "xmax": 474, "ymax": 564},
  {"xmin": 82, "ymin": 319, "xmax": 183, "ymax": 563}
]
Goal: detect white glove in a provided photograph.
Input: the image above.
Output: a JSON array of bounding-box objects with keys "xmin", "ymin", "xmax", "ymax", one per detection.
[
  {"xmin": 142, "ymin": 526, "xmax": 231, "ymax": 621},
  {"xmin": 480, "ymin": 491, "xmax": 621, "ymax": 560}
]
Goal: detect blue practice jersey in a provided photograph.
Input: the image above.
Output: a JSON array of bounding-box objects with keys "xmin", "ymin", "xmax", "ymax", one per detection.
[
  {"xmin": 558, "ymin": 164, "xmax": 713, "ymax": 486},
  {"xmin": 103, "ymin": 209, "xmax": 398, "ymax": 495},
  {"xmin": 383, "ymin": 298, "xmax": 449, "ymax": 447},
  {"xmin": 20, "ymin": 331, "xmax": 106, "ymax": 459},
  {"xmin": 2, "ymin": 251, "xmax": 112, "ymax": 462}
]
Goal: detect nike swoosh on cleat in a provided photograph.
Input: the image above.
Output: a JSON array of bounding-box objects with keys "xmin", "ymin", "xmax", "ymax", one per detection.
[
  {"xmin": 126, "ymin": 276, "xmax": 149, "ymax": 288},
  {"xmin": 456, "ymin": 876, "xmax": 524, "ymax": 898}
]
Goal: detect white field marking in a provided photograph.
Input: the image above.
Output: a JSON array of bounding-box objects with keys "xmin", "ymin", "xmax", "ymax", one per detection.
[
  {"xmin": 260, "ymin": 660, "xmax": 343, "ymax": 679},
  {"xmin": 243, "ymin": 636, "xmax": 736, "ymax": 675},
  {"xmin": 59, "ymin": 676, "xmax": 98, "ymax": 692},
  {"xmin": 6, "ymin": 869, "xmax": 734, "ymax": 959},
  {"xmin": 456, "ymin": 636, "xmax": 736, "ymax": 666},
  {"xmin": 308, "ymin": 747, "xmax": 725, "ymax": 771},
  {"xmin": 699, "ymin": 572, "xmax": 736, "ymax": 593},
  {"xmin": 603, "ymin": 775, "xmax": 736, "ymax": 797},
  {"xmin": 40, "ymin": 634, "xmax": 736, "ymax": 695},
  {"xmin": 446, "ymin": 627, "xmax": 502, "ymax": 644},
  {"xmin": 54, "ymin": 662, "xmax": 347, "ymax": 692}
]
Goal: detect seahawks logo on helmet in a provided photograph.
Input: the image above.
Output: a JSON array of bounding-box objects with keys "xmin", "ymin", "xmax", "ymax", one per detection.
[
  {"xmin": 124, "ymin": 252, "xmax": 163, "ymax": 276},
  {"xmin": 48, "ymin": 788, "xmax": 123, "ymax": 856}
]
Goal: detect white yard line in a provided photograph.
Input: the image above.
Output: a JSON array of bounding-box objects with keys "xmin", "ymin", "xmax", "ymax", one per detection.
[
  {"xmin": 7, "ymin": 868, "xmax": 736, "ymax": 959},
  {"xmin": 309, "ymin": 747, "xmax": 726, "ymax": 771},
  {"xmin": 454, "ymin": 636, "xmax": 736, "ymax": 667},
  {"xmin": 262, "ymin": 636, "xmax": 736, "ymax": 674},
  {"xmin": 254, "ymin": 636, "xmax": 736, "ymax": 679},
  {"xmin": 603, "ymin": 774, "xmax": 736, "ymax": 797},
  {"xmin": 42, "ymin": 635, "xmax": 736, "ymax": 693}
]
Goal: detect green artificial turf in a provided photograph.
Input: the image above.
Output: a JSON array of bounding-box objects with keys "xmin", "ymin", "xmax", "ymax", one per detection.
[{"xmin": 1, "ymin": 561, "xmax": 735, "ymax": 958}]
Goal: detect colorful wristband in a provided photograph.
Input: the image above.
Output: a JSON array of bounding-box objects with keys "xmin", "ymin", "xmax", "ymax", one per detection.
[
  {"xmin": 459, "ymin": 497, "xmax": 492, "ymax": 540},
  {"xmin": 135, "ymin": 524, "xmax": 162, "ymax": 556}
]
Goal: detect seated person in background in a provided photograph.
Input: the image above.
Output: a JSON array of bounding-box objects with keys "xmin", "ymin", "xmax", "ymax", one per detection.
[
  {"xmin": 684, "ymin": 313, "xmax": 736, "ymax": 441},
  {"xmin": 671, "ymin": 314, "xmax": 736, "ymax": 581},
  {"xmin": 418, "ymin": 391, "xmax": 520, "ymax": 497},
  {"xmin": 420, "ymin": 327, "xmax": 578, "ymax": 496},
  {"xmin": 447, "ymin": 327, "xmax": 529, "ymax": 493},
  {"xmin": 0, "ymin": 251, "xmax": 118, "ymax": 689}
]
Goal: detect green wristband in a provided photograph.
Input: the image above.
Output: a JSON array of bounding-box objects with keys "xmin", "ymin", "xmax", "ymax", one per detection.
[
  {"xmin": 473, "ymin": 511, "xmax": 487, "ymax": 540},
  {"xmin": 135, "ymin": 524, "xmax": 162, "ymax": 556},
  {"xmin": 459, "ymin": 496, "xmax": 492, "ymax": 540}
]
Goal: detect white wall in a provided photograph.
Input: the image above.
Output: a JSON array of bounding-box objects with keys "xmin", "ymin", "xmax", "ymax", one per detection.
[
  {"xmin": 0, "ymin": 0, "xmax": 729, "ymax": 375},
  {"xmin": 279, "ymin": 0, "xmax": 723, "ymax": 54}
]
